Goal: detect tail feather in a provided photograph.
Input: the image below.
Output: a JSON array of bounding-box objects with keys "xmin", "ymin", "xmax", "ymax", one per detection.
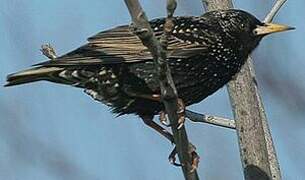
[{"xmin": 5, "ymin": 67, "xmax": 64, "ymax": 87}]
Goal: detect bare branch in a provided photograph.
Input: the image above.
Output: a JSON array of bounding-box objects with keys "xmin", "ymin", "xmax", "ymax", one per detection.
[
  {"xmin": 166, "ymin": 0, "xmax": 177, "ymax": 17},
  {"xmin": 123, "ymin": 1, "xmax": 199, "ymax": 179},
  {"xmin": 264, "ymin": 0, "xmax": 287, "ymax": 23},
  {"xmin": 202, "ymin": 0, "xmax": 286, "ymax": 180},
  {"xmin": 185, "ymin": 110, "xmax": 236, "ymax": 129}
]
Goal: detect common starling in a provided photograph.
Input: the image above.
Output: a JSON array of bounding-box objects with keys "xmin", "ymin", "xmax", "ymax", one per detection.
[{"xmin": 5, "ymin": 10, "xmax": 292, "ymax": 142}]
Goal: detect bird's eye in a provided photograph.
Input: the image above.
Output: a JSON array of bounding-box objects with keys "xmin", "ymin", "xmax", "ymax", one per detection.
[{"xmin": 253, "ymin": 29, "xmax": 258, "ymax": 35}]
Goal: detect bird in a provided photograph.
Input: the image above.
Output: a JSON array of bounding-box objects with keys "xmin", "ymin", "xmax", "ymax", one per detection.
[{"xmin": 5, "ymin": 9, "xmax": 293, "ymax": 145}]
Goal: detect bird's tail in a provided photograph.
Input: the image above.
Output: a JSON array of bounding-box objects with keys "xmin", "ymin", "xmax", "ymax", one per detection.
[{"xmin": 5, "ymin": 66, "xmax": 64, "ymax": 87}]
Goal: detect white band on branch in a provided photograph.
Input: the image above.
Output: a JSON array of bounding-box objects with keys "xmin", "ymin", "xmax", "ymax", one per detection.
[{"xmin": 185, "ymin": 110, "xmax": 236, "ymax": 129}]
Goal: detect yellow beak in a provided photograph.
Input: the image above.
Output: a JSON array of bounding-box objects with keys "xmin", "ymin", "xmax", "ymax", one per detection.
[{"xmin": 253, "ymin": 23, "xmax": 295, "ymax": 36}]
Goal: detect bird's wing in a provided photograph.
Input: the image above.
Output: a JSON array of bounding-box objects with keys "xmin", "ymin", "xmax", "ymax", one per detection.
[{"xmin": 35, "ymin": 17, "xmax": 212, "ymax": 67}]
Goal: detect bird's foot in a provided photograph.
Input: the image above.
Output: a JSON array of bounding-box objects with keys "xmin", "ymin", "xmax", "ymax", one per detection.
[
  {"xmin": 189, "ymin": 143, "xmax": 200, "ymax": 173},
  {"xmin": 159, "ymin": 111, "xmax": 171, "ymax": 126},
  {"xmin": 159, "ymin": 98, "xmax": 185, "ymax": 129},
  {"xmin": 168, "ymin": 147, "xmax": 182, "ymax": 167},
  {"xmin": 168, "ymin": 144, "xmax": 200, "ymax": 172}
]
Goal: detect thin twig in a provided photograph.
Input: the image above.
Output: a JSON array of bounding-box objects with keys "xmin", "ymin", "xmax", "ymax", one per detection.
[
  {"xmin": 161, "ymin": 0, "xmax": 177, "ymax": 46},
  {"xmin": 264, "ymin": 0, "xmax": 287, "ymax": 23},
  {"xmin": 185, "ymin": 110, "xmax": 236, "ymax": 129},
  {"xmin": 123, "ymin": 1, "xmax": 199, "ymax": 179}
]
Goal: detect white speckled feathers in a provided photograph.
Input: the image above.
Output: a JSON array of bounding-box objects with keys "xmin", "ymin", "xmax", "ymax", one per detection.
[{"xmin": 6, "ymin": 9, "xmax": 266, "ymax": 116}]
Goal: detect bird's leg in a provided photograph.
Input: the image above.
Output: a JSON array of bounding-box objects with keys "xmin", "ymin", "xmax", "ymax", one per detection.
[
  {"xmin": 141, "ymin": 115, "xmax": 194, "ymax": 167},
  {"xmin": 140, "ymin": 115, "xmax": 174, "ymax": 144},
  {"xmin": 125, "ymin": 89, "xmax": 180, "ymax": 127},
  {"xmin": 125, "ymin": 89, "xmax": 186, "ymax": 129},
  {"xmin": 142, "ymin": 113, "xmax": 199, "ymax": 169}
]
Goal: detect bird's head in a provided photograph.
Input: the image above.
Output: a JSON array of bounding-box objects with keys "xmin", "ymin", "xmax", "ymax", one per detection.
[{"xmin": 205, "ymin": 9, "xmax": 294, "ymax": 52}]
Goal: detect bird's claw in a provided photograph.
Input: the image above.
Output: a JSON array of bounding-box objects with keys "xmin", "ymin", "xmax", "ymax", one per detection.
[
  {"xmin": 190, "ymin": 151, "xmax": 200, "ymax": 172},
  {"xmin": 189, "ymin": 143, "xmax": 200, "ymax": 173},
  {"xmin": 159, "ymin": 111, "xmax": 171, "ymax": 127},
  {"xmin": 177, "ymin": 113, "xmax": 185, "ymax": 129},
  {"xmin": 168, "ymin": 144, "xmax": 200, "ymax": 172},
  {"xmin": 168, "ymin": 147, "xmax": 182, "ymax": 167},
  {"xmin": 169, "ymin": 156, "xmax": 183, "ymax": 167},
  {"xmin": 177, "ymin": 98, "xmax": 185, "ymax": 129},
  {"xmin": 159, "ymin": 99, "xmax": 186, "ymax": 129}
]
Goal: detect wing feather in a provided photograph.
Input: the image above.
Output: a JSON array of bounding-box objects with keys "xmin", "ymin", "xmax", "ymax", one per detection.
[{"xmin": 36, "ymin": 17, "xmax": 213, "ymax": 67}]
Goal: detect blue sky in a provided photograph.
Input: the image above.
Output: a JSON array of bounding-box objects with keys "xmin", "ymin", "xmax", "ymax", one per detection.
[{"xmin": 0, "ymin": 0, "xmax": 304, "ymax": 179}]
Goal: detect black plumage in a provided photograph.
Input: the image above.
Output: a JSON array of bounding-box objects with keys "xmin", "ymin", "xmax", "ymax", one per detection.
[{"xmin": 5, "ymin": 9, "xmax": 293, "ymax": 118}]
